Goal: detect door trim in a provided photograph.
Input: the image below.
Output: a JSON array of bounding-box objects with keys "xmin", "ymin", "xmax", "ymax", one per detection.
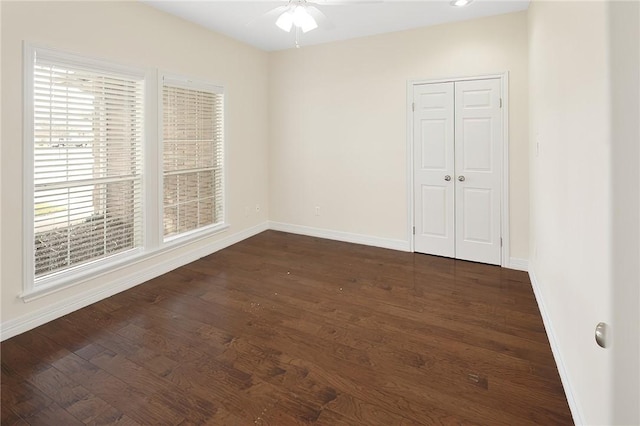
[{"xmin": 406, "ymin": 72, "xmax": 510, "ymax": 267}]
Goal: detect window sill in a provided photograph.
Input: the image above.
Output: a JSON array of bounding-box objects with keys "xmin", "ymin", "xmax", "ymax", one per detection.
[
  {"xmin": 21, "ymin": 223, "xmax": 230, "ymax": 303},
  {"xmin": 163, "ymin": 222, "xmax": 229, "ymax": 248}
]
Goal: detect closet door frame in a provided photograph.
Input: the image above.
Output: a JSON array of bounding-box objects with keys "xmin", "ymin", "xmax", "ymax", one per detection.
[{"xmin": 406, "ymin": 72, "xmax": 511, "ymax": 268}]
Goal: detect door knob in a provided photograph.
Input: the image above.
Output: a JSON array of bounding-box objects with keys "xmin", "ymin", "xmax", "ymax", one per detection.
[
  {"xmin": 444, "ymin": 175, "xmax": 451, "ymax": 181},
  {"xmin": 458, "ymin": 176, "xmax": 465, "ymax": 182},
  {"xmin": 595, "ymin": 322, "xmax": 609, "ymax": 348}
]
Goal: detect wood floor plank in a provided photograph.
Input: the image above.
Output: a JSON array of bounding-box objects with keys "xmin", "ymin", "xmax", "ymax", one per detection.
[
  {"xmin": 51, "ymin": 350, "xmax": 185, "ymax": 425},
  {"xmin": 0, "ymin": 406, "xmax": 25, "ymax": 426},
  {"xmin": 1, "ymin": 362, "xmax": 56, "ymax": 421},
  {"xmin": 20, "ymin": 402, "xmax": 84, "ymax": 426},
  {"xmin": 1, "ymin": 230, "xmax": 572, "ymax": 425},
  {"xmin": 27, "ymin": 365, "xmax": 132, "ymax": 425}
]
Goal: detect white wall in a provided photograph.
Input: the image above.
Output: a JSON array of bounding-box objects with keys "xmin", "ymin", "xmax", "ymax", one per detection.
[
  {"xmin": 268, "ymin": 12, "xmax": 529, "ymax": 261},
  {"xmin": 528, "ymin": 1, "xmax": 640, "ymax": 424},
  {"xmin": 609, "ymin": 1, "xmax": 640, "ymax": 424},
  {"xmin": 0, "ymin": 1, "xmax": 269, "ymax": 336},
  {"xmin": 0, "ymin": 0, "xmax": 3, "ymax": 329}
]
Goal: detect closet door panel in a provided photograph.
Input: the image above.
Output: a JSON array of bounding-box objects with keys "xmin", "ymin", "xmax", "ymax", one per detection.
[
  {"xmin": 413, "ymin": 82, "xmax": 455, "ymax": 258},
  {"xmin": 454, "ymin": 79, "xmax": 502, "ymax": 265}
]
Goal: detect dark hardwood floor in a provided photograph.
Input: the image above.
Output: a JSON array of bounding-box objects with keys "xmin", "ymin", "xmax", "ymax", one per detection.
[{"xmin": 1, "ymin": 230, "xmax": 572, "ymax": 425}]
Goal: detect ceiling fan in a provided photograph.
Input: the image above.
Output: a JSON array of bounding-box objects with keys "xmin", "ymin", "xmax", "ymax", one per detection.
[
  {"xmin": 250, "ymin": 0, "xmax": 332, "ymax": 33},
  {"xmin": 249, "ymin": 0, "xmax": 377, "ymax": 47}
]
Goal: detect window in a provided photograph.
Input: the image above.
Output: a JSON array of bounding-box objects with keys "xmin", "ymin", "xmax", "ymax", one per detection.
[
  {"xmin": 162, "ymin": 77, "xmax": 224, "ymax": 239},
  {"xmin": 24, "ymin": 47, "xmax": 228, "ymax": 296},
  {"xmin": 27, "ymin": 47, "xmax": 144, "ymax": 287}
]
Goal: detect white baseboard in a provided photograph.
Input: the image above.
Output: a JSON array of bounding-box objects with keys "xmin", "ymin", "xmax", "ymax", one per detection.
[
  {"xmin": 0, "ymin": 222, "xmax": 269, "ymax": 341},
  {"xmin": 268, "ymin": 221, "xmax": 411, "ymax": 252},
  {"xmin": 529, "ymin": 268, "xmax": 584, "ymax": 425},
  {"xmin": 507, "ymin": 257, "xmax": 529, "ymax": 271}
]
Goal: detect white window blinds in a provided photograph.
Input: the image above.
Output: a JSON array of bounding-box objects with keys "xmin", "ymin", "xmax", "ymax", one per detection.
[
  {"xmin": 32, "ymin": 52, "xmax": 144, "ymax": 279},
  {"xmin": 162, "ymin": 79, "xmax": 224, "ymax": 239}
]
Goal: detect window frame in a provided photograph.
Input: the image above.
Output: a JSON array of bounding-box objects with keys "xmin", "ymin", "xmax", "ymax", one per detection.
[
  {"xmin": 23, "ymin": 44, "xmax": 150, "ymax": 295},
  {"xmin": 158, "ymin": 72, "xmax": 228, "ymax": 247},
  {"xmin": 21, "ymin": 45, "xmax": 229, "ymax": 300}
]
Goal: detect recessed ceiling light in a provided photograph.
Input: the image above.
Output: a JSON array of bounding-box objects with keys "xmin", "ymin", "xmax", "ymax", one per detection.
[{"xmin": 451, "ymin": 0, "xmax": 472, "ymax": 7}]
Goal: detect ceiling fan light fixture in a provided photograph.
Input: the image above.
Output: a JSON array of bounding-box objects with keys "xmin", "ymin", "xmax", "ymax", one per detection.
[
  {"xmin": 275, "ymin": 5, "xmax": 318, "ymax": 33},
  {"xmin": 275, "ymin": 10, "xmax": 294, "ymax": 32},
  {"xmin": 450, "ymin": 0, "xmax": 472, "ymax": 7},
  {"xmin": 292, "ymin": 6, "xmax": 318, "ymax": 33}
]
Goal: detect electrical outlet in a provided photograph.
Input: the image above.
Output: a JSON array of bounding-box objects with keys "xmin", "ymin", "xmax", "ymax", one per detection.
[{"xmin": 315, "ymin": 206, "xmax": 320, "ymax": 216}]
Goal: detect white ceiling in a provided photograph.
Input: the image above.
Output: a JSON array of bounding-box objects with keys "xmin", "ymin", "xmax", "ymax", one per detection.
[{"xmin": 143, "ymin": 0, "xmax": 530, "ymax": 52}]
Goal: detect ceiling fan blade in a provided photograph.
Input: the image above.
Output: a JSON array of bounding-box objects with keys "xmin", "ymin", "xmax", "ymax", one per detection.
[
  {"xmin": 305, "ymin": 5, "xmax": 335, "ymax": 30},
  {"xmin": 246, "ymin": 5, "xmax": 290, "ymax": 27}
]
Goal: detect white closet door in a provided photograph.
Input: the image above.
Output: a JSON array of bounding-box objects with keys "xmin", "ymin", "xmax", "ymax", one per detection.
[
  {"xmin": 413, "ymin": 82, "xmax": 455, "ymax": 257},
  {"xmin": 454, "ymin": 79, "xmax": 502, "ymax": 265}
]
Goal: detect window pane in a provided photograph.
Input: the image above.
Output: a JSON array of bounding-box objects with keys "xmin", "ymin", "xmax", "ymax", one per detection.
[
  {"xmin": 33, "ymin": 53, "xmax": 144, "ymax": 280},
  {"xmin": 163, "ymin": 80, "xmax": 224, "ymax": 239}
]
